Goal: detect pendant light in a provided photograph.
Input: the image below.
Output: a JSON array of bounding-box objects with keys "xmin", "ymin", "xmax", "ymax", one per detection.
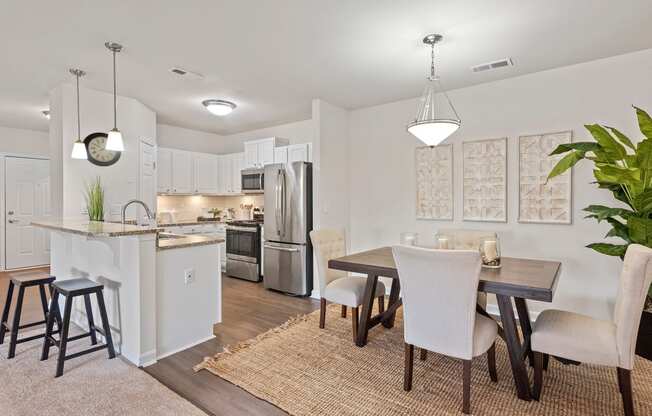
[
  {"xmin": 70, "ymin": 68, "xmax": 88, "ymax": 160},
  {"xmin": 105, "ymin": 42, "xmax": 125, "ymax": 151},
  {"xmin": 406, "ymin": 34, "xmax": 461, "ymax": 147}
]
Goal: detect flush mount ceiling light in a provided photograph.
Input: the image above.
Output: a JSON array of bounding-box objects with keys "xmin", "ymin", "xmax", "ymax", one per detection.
[
  {"xmin": 42, "ymin": 110, "xmax": 50, "ymax": 119},
  {"xmin": 69, "ymin": 68, "xmax": 88, "ymax": 160},
  {"xmin": 105, "ymin": 41, "xmax": 125, "ymax": 152},
  {"xmin": 202, "ymin": 99, "xmax": 236, "ymax": 116},
  {"xmin": 406, "ymin": 34, "xmax": 461, "ymax": 147}
]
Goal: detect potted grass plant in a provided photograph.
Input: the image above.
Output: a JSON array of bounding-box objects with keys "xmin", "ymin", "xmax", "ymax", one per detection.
[
  {"xmin": 84, "ymin": 176, "xmax": 105, "ymax": 222},
  {"xmin": 547, "ymin": 106, "xmax": 652, "ymax": 359}
]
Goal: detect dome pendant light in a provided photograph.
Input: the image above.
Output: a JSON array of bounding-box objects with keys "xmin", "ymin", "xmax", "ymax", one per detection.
[
  {"xmin": 70, "ymin": 68, "xmax": 88, "ymax": 160},
  {"xmin": 406, "ymin": 34, "xmax": 461, "ymax": 147},
  {"xmin": 105, "ymin": 42, "xmax": 125, "ymax": 152}
]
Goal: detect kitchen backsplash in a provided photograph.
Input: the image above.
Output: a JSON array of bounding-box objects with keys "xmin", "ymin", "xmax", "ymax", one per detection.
[{"xmin": 157, "ymin": 195, "xmax": 264, "ymax": 222}]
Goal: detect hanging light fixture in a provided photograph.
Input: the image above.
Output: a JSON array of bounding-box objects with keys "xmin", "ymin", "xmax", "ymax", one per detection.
[
  {"xmin": 105, "ymin": 41, "xmax": 125, "ymax": 151},
  {"xmin": 406, "ymin": 34, "xmax": 461, "ymax": 147},
  {"xmin": 70, "ymin": 68, "xmax": 88, "ymax": 160}
]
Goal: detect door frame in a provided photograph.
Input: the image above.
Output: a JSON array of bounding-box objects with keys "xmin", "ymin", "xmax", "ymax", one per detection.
[{"xmin": 0, "ymin": 153, "xmax": 50, "ymax": 271}]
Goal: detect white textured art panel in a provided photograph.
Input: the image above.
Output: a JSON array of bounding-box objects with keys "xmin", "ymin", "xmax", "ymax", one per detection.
[
  {"xmin": 416, "ymin": 145, "xmax": 453, "ymax": 220},
  {"xmin": 462, "ymin": 138, "xmax": 507, "ymax": 222},
  {"xmin": 519, "ymin": 131, "xmax": 573, "ymax": 224}
]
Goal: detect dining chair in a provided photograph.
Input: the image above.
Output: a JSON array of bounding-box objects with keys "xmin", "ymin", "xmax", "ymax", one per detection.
[
  {"xmin": 436, "ymin": 229, "xmax": 497, "ymax": 315},
  {"xmin": 531, "ymin": 244, "xmax": 652, "ymax": 416},
  {"xmin": 310, "ymin": 229, "xmax": 386, "ymax": 342},
  {"xmin": 392, "ymin": 245, "xmax": 498, "ymax": 414}
]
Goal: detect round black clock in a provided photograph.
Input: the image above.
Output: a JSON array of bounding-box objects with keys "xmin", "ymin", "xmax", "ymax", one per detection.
[{"xmin": 84, "ymin": 132, "xmax": 121, "ymax": 166}]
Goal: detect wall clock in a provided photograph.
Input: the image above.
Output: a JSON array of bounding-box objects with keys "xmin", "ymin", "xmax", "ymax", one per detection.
[{"xmin": 84, "ymin": 132, "xmax": 121, "ymax": 166}]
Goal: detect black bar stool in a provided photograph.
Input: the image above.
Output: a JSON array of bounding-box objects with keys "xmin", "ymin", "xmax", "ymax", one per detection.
[
  {"xmin": 0, "ymin": 273, "xmax": 61, "ymax": 358},
  {"xmin": 41, "ymin": 278, "xmax": 116, "ymax": 377}
]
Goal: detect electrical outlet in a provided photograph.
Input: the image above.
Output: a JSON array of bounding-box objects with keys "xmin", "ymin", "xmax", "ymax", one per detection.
[
  {"xmin": 184, "ymin": 269, "xmax": 195, "ymax": 285},
  {"xmin": 81, "ymin": 203, "xmax": 88, "ymax": 214}
]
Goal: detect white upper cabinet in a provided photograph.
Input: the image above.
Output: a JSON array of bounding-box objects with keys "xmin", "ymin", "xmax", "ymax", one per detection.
[
  {"xmin": 274, "ymin": 147, "xmax": 288, "ymax": 164},
  {"xmin": 157, "ymin": 148, "xmax": 173, "ymax": 193},
  {"xmin": 171, "ymin": 150, "xmax": 193, "ymax": 194},
  {"xmin": 231, "ymin": 153, "xmax": 244, "ymax": 194},
  {"xmin": 288, "ymin": 143, "xmax": 311, "ymax": 163},
  {"xmin": 218, "ymin": 154, "xmax": 233, "ymax": 194},
  {"xmin": 243, "ymin": 137, "xmax": 289, "ymax": 168},
  {"xmin": 193, "ymin": 153, "xmax": 219, "ymax": 194}
]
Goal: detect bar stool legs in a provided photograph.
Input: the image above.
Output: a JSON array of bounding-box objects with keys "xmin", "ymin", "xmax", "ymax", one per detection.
[
  {"xmin": 7, "ymin": 286, "xmax": 25, "ymax": 358},
  {"xmin": 0, "ymin": 281, "xmax": 13, "ymax": 345}
]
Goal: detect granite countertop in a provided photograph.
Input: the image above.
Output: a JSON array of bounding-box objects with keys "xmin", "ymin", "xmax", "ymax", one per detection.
[
  {"xmin": 157, "ymin": 220, "xmax": 227, "ymax": 227},
  {"xmin": 32, "ymin": 220, "xmax": 161, "ymax": 237},
  {"xmin": 156, "ymin": 233, "xmax": 225, "ymax": 251}
]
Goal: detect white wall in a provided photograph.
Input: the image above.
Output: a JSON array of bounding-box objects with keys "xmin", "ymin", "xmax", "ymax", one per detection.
[
  {"xmin": 220, "ymin": 119, "xmax": 314, "ymax": 153},
  {"xmin": 0, "ymin": 125, "xmax": 49, "ymax": 156},
  {"xmin": 157, "ymin": 124, "xmax": 225, "ymax": 154},
  {"xmin": 50, "ymin": 85, "xmax": 156, "ymax": 221},
  {"xmin": 347, "ymin": 48, "xmax": 652, "ymax": 320}
]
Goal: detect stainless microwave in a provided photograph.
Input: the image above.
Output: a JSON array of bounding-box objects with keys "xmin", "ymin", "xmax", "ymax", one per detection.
[{"xmin": 241, "ymin": 168, "xmax": 264, "ymax": 193}]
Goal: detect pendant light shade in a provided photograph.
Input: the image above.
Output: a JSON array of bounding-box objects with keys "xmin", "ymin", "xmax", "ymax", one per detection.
[
  {"xmin": 406, "ymin": 34, "xmax": 460, "ymax": 147},
  {"xmin": 105, "ymin": 42, "xmax": 124, "ymax": 152},
  {"xmin": 69, "ymin": 68, "xmax": 88, "ymax": 160}
]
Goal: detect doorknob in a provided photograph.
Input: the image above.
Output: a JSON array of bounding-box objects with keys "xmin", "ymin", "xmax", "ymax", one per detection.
[
  {"xmin": 7, "ymin": 210, "xmax": 14, "ymax": 215},
  {"xmin": 8, "ymin": 219, "xmax": 17, "ymax": 224}
]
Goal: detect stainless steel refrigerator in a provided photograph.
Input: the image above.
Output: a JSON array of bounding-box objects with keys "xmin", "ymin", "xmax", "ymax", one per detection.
[{"xmin": 263, "ymin": 161, "xmax": 313, "ymax": 296}]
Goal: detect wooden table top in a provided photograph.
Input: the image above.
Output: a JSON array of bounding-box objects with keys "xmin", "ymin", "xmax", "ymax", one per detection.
[{"xmin": 328, "ymin": 247, "xmax": 561, "ymax": 302}]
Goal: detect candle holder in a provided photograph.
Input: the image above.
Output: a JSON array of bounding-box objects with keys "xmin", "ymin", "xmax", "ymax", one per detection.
[
  {"xmin": 400, "ymin": 232, "xmax": 419, "ymax": 246},
  {"xmin": 479, "ymin": 236, "xmax": 501, "ymax": 268},
  {"xmin": 434, "ymin": 233, "xmax": 451, "ymax": 249}
]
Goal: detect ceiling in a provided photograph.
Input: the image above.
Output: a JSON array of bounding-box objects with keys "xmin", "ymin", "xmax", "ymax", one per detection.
[{"xmin": 1, "ymin": 0, "xmax": 652, "ymax": 135}]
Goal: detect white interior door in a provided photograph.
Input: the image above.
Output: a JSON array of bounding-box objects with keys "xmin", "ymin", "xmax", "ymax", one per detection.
[
  {"xmin": 140, "ymin": 141, "xmax": 156, "ymax": 223},
  {"xmin": 5, "ymin": 157, "xmax": 51, "ymax": 269}
]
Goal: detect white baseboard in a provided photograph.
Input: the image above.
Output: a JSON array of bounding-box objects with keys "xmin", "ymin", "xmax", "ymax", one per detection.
[
  {"xmin": 153, "ymin": 334, "xmax": 216, "ymax": 364},
  {"xmin": 310, "ymin": 289, "xmax": 320, "ymax": 300}
]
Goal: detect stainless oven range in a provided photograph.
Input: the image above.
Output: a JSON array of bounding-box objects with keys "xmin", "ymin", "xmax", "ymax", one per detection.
[{"xmin": 226, "ymin": 220, "xmax": 262, "ymax": 282}]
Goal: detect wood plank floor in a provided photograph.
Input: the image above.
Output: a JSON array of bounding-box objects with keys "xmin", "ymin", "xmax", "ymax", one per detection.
[
  {"xmin": 144, "ymin": 275, "xmax": 319, "ymax": 416},
  {"xmin": 1, "ymin": 268, "xmax": 319, "ymax": 415}
]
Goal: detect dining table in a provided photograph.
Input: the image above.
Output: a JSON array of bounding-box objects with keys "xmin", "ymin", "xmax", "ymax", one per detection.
[{"xmin": 328, "ymin": 246, "xmax": 561, "ymax": 401}]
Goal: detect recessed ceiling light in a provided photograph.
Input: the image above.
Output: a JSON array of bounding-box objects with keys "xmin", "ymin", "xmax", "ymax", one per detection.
[
  {"xmin": 202, "ymin": 99, "xmax": 236, "ymax": 116},
  {"xmin": 42, "ymin": 110, "xmax": 50, "ymax": 119}
]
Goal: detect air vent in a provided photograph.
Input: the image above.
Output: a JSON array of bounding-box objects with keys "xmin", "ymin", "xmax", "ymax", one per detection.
[
  {"xmin": 471, "ymin": 58, "xmax": 514, "ymax": 73},
  {"xmin": 169, "ymin": 67, "xmax": 204, "ymax": 80}
]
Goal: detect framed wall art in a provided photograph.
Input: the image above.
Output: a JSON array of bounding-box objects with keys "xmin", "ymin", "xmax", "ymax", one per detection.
[
  {"xmin": 462, "ymin": 138, "xmax": 507, "ymax": 222},
  {"xmin": 415, "ymin": 144, "xmax": 453, "ymax": 220}
]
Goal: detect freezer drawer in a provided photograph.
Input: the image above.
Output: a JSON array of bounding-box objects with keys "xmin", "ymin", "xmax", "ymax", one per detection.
[{"xmin": 263, "ymin": 241, "xmax": 312, "ymax": 296}]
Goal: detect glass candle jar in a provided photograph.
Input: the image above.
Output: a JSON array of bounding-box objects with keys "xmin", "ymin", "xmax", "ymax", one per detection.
[
  {"xmin": 479, "ymin": 236, "xmax": 501, "ymax": 268},
  {"xmin": 400, "ymin": 232, "xmax": 419, "ymax": 246},
  {"xmin": 434, "ymin": 233, "xmax": 451, "ymax": 249}
]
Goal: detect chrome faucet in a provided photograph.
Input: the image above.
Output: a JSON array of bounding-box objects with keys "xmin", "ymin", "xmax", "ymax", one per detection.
[{"xmin": 121, "ymin": 199, "xmax": 155, "ymax": 224}]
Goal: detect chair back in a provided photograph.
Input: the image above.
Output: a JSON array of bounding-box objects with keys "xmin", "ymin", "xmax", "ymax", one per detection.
[
  {"xmin": 310, "ymin": 229, "xmax": 348, "ymax": 294},
  {"xmin": 437, "ymin": 228, "xmax": 497, "ymax": 250},
  {"xmin": 392, "ymin": 245, "xmax": 482, "ymax": 360},
  {"xmin": 614, "ymin": 244, "xmax": 652, "ymax": 369}
]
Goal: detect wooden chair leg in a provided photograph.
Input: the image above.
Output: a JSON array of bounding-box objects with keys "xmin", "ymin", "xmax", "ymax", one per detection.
[
  {"xmin": 319, "ymin": 298, "xmax": 326, "ymax": 329},
  {"xmin": 8, "ymin": 286, "xmax": 25, "ymax": 359},
  {"xmin": 618, "ymin": 367, "xmax": 635, "ymax": 416},
  {"xmin": 378, "ymin": 296, "xmax": 385, "ymax": 314},
  {"xmin": 404, "ymin": 343, "xmax": 414, "ymax": 391},
  {"xmin": 96, "ymin": 289, "xmax": 116, "ymax": 359},
  {"xmin": 543, "ymin": 353, "xmax": 549, "ymax": 371},
  {"xmin": 55, "ymin": 296, "xmax": 73, "ymax": 377},
  {"xmin": 0, "ymin": 281, "xmax": 14, "ymax": 345},
  {"xmin": 351, "ymin": 307, "xmax": 359, "ymax": 343},
  {"xmin": 41, "ymin": 290, "xmax": 59, "ymax": 361},
  {"xmin": 83, "ymin": 294, "xmax": 98, "ymax": 345},
  {"xmin": 341, "ymin": 305, "xmax": 347, "ymax": 318},
  {"xmin": 487, "ymin": 342, "xmax": 498, "ymax": 382},
  {"xmin": 462, "ymin": 359, "xmax": 472, "ymax": 414},
  {"xmin": 420, "ymin": 348, "xmax": 427, "ymax": 361},
  {"xmin": 533, "ymin": 351, "xmax": 544, "ymax": 400}
]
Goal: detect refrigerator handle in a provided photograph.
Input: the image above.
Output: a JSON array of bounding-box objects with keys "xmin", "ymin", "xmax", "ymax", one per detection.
[
  {"xmin": 281, "ymin": 169, "xmax": 287, "ymax": 235},
  {"xmin": 275, "ymin": 169, "xmax": 282, "ymax": 234}
]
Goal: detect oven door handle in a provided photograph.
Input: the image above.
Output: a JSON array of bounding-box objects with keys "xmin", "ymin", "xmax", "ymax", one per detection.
[
  {"xmin": 264, "ymin": 244, "xmax": 299, "ymax": 253},
  {"xmin": 226, "ymin": 226, "xmax": 258, "ymax": 232}
]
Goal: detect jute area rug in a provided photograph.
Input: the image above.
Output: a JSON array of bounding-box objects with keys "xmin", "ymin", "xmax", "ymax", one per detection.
[
  {"xmin": 195, "ymin": 304, "xmax": 652, "ymax": 415},
  {"xmin": 0, "ymin": 328, "xmax": 206, "ymax": 416}
]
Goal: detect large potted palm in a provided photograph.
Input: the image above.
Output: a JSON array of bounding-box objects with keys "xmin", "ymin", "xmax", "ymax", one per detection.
[{"xmin": 547, "ymin": 106, "xmax": 652, "ymax": 359}]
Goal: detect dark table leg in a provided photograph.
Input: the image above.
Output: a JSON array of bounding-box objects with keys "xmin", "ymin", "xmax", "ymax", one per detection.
[
  {"xmin": 356, "ymin": 274, "xmax": 378, "ymax": 347},
  {"xmin": 382, "ymin": 278, "xmax": 401, "ymax": 329},
  {"xmin": 514, "ymin": 298, "xmax": 535, "ymax": 367},
  {"xmin": 496, "ymin": 294, "xmax": 531, "ymax": 401}
]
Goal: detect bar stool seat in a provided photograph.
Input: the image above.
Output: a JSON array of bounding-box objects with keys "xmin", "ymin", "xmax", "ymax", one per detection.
[
  {"xmin": 0, "ymin": 273, "xmax": 61, "ymax": 359},
  {"xmin": 41, "ymin": 278, "xmax": 115, "ymax": 377}
]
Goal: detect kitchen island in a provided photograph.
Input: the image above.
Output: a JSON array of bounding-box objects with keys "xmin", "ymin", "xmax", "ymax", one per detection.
[{"xmin": 32, "ymin": 220, "xmax": 223, "ymax": 366}]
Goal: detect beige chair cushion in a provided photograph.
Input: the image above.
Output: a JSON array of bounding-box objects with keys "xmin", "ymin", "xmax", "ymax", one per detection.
[
  {"xmin": 473, "ymin": 314, "xmax": 499, "ymax": 357},
  {"xmin": 531, "ymin": 309, "xmax": 619, "ymax": 367},
  {"xmin": 323, "ymin": 276, "xmax": 386, "ymax": 308}
]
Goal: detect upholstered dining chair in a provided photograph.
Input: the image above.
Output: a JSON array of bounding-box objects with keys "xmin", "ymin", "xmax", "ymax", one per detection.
[
  {"xmin": 392, "ymin": 245, "xmax": 498, "ymax": 414},
  {"xmin": 436, "ymin": 228, "xmax": 498, "ymax": 311},
  {"xmin": 310, "ymin": 229, "xmax": 386, "ymax": 342},
  {"xmin": 532, "ymin": 244, "xmax": 652, "ymax": 416}
]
